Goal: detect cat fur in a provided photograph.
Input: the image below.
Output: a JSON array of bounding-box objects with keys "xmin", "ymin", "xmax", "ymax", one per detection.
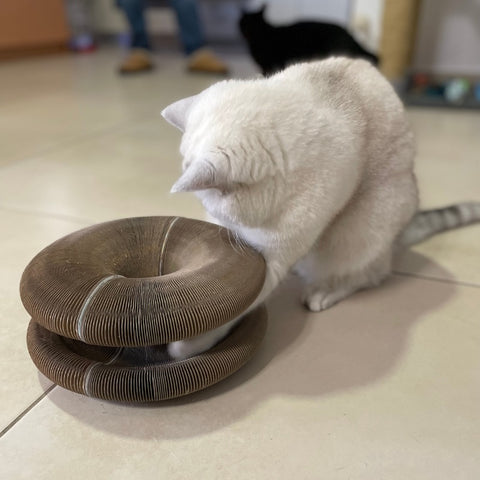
[
  {"xmin": 239, "ymin": 5, "xmax": 378, "ymax": 76},
  {"xmin": 162, "ymin": 57, "xmax": 480, "ymax": 360}
]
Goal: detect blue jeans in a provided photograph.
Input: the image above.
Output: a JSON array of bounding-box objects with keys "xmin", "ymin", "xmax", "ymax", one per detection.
[{"xmin": 116, "ymin": 0, "xmax": 206, "ymax": 55}]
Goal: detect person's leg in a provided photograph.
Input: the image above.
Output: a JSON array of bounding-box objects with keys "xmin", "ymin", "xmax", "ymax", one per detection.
[
  {"xmin": 116, "ymin": 0, "xmax": 151, "ymax": 50},
  {"xmin": 65, "ymin": 0, "xmax": 95, "ymax": 52},
  {"xmin": 168, "ymin": 0, "xmax": 205, "ymax": 55},
  {"xmin": 116, "ymin": 0, "xmax": 153, "ymax": 73},
  {"xmin": 169, "ymin": 0, "xmax": 228, "ymax": 73}
]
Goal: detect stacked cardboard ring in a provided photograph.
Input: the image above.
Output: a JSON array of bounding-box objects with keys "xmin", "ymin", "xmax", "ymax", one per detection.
[{"xmin": 20, "ymin": 217, "xmax": 267, "ymax": 402}]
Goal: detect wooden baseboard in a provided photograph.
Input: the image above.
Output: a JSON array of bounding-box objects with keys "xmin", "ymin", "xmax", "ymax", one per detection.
[{"xmin": 0, "ymin": 42, "xmax": 69, "ymax": 61}]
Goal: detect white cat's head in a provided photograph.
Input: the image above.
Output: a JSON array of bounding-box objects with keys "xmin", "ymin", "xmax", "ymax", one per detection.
[{"xmin": 162, "ymin": 81, "xmax": 289, "ymax": 229}]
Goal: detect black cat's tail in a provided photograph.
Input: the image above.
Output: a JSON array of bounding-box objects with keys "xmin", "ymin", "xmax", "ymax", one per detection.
[
  {"xmin": 364, "ymin": 50, "xmax": 379, "ymax": 66},
  {"xmin": 356, "ymin": 46, "xmax": 379, "ymax": 65},
  {"xmin": 400, "ymin": 202, "xmax": 480, "ymax": 247}
]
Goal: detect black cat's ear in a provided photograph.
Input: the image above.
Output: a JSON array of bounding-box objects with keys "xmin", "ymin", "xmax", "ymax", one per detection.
[
  {"xmin": 161, "ymin": 94, "xmax": 198, "ymax": 132},
  {"xmin": 240, "ymin": 3, "xmax": 266, "ymax": 17}
]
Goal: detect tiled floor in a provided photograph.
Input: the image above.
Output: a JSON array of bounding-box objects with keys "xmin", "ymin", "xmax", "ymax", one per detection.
[{"xmin": 1, "ymin": 49, "xmax": 479, "ymax": 479}]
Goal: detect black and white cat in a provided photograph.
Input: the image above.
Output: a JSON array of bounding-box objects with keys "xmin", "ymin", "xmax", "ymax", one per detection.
[
  {"xmin": 239, "ymin": 5, "xmax": 379, "ymax": 76},
  {"xmin": 162, "ymin": 57, "xmax": 480, "ymax": 360}
]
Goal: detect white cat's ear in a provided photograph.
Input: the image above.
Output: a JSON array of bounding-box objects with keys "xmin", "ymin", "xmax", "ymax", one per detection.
[
  {"xmin": 161, "ymin": 95, "xmax": 197, "ymax": 132},
  {"xmin": 171, "ymin": 161, "xmax": 219, "ymax": 193}
]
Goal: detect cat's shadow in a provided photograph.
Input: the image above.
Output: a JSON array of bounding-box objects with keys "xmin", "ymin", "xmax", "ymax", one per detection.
[{"xmin": 48, "ymin": 251, "xmax": 456, "ymax": 439}]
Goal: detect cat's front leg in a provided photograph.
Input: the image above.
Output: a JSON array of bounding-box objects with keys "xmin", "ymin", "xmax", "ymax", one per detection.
[
  {"xmin": 302, "ymin": 285, "xmax": 357, "ymax": 312},
  {"xmin": 167, "ymin": 316, "xmax": 241, "ymax": 360},
  {"xmin": 166, "ymin": 257, "xmax": 280, "ymax": 360}
]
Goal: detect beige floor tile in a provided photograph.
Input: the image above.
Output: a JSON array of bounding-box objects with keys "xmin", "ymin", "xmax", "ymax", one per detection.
[
  {"xmin": 0, "ymin": 118, "xmax": 204, "ymax": 223},
  {"xmin": 395, "ymin": 108, "xmax": 480, "ymax": 285},
  {"xmin": 0, "ymin": 49, "xmax": 251, "ymax": 167},
  {"xmin": 0, "ymin": 48, "xmax": 254, "ymax": 219},
  {"xmin": 395, "ymin": 225, "xmax": 480, "ymax": 286},
  {"xmin": 2, "ymin": 275, "xmax": 479, "ymax": 480},
  {"xmin": 408, "ymin": 108, "xmax": 480, "ymax": 208},
  {"xmin": 0, "ymin": 210, "xmax": 91, "ymax": 429}
]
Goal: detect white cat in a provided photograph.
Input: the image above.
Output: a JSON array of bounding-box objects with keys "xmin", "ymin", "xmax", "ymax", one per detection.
[{"xmin": 162, "ymin": 57, "xmax": 480, "ymax": 360}]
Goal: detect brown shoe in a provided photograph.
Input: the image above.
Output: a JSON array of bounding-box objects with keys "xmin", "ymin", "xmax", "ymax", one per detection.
[
  {"xmin": 118, "ymin": 49, "xmax": 153, "ymax": 74},
  {"xmin": 187, "ymin": 48, "xmax": 228, "ymax": 74}
]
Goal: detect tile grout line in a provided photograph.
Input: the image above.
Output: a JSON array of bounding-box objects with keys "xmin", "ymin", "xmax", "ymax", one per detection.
[
  {"xmin": 0, "ymin": 384, "xmax": 57, "ymax": 439},
  {"xmin": 0, "ymin": 204, "xmax": 94, "ymax": 226},
  {"xmin": 392, "ymin": 270, "xmax": 480, "ymax": 289},
  {"xmin": 0, "ymin": 110, "xmax": 159, "ymax": 173}
]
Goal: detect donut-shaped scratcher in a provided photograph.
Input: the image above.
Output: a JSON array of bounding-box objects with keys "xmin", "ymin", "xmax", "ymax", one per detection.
[{"xmin": 21, "ymin": 217, "xmax": 267, "ymax": 402}]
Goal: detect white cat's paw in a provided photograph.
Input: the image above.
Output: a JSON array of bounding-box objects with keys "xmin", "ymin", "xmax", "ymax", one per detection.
[
  {"xmin": 167, "ymin": 321, "xmax": 238, "ymax": 360},
  {"xmin": 303, "ymin": 288, "xmax": 351, "ymax": 312},
  {"xmin": 167, "ymin": 340, "xmax": 204, "ymax": 361},
  {"xmin": 167, "ymin": 333, "xmax": 220, "ymax": 360}
]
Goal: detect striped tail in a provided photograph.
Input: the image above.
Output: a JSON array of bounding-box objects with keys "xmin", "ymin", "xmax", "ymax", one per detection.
[{"xmin": 400, "ymin": 202, "xmax": 480, "ymax": 247}]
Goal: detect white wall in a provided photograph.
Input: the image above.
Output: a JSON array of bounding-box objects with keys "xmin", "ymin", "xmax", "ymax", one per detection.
[
  {"xmin": 413, "ymin": 0, "xmax": 480, "ymax": 75},
  {"xmin": 246, "ymin": 0, "xmax": 351, "ymax": 25},
  {"xmin": 247, "ymin": 0, "xmax": 384, "ymax": 51},
  {"xmin": 350, "ymin": 0, "xmax": 384, "ymax": 51}
]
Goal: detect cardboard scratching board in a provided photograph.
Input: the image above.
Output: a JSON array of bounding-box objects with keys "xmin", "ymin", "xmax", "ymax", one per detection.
[{"xmin": 21, "ymin": 217, "xmax": 267, "ymax": 402}]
